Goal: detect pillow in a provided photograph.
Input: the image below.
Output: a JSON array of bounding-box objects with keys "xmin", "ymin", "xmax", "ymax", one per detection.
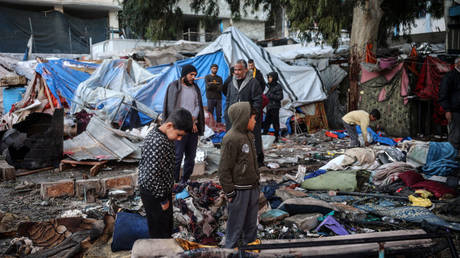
[
  {"xmin": 111, "ymin": 212, "xmax": 150, "ymax": 252},
  {"xmin": 398, "ymin": 171, "xmax": 424, "ymax": 187}
]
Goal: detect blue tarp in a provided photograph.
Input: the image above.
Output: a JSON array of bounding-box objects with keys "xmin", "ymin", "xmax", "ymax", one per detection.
[
  {"xmin": 355, "ymin": 126, "xmax": 397, "ymax": 146},
  {"xmin": 35, "ymin": 59, "xmax": 98, "ymax": 106},
  {"xmin": 38, "ymin": 51, "xmax": 229, "ymax": 128},
  {"xmin": 144, "ymin": 50, "xmax": 229, "ymax": 113}
]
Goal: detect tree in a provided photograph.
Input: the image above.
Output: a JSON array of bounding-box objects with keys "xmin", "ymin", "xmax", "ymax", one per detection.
[
  {"xmin": 120, "ymin": 0, "xmax": 183, "ymax": 40},
  {"xmin": 121, "ymin": 0, "xmax": 443, "ymax": 108}
]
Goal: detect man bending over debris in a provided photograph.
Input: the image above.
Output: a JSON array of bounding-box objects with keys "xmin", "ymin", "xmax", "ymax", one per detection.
[
  {"xmin": 342, "ymin": 109, "xmax": 380, "ymax": 147},
  {"xmin": 219, "ymin": 102, "xmax": 260, "ymax": 248},
  {"xmin": 138, "ymin": 109, "xmax": 193, "ymax": 238}
]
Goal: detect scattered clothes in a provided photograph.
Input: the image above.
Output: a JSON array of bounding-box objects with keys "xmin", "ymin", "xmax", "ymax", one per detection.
[
  {"xmin": 355, "ymin": 204, "xmax": 460, "ymax": 231},
  {"xmin": 398, "ymin": 171, "xmax": 425, "ymax": 187},
  {"xmin": 175, "ymin": 238, "xmax": 217, "ymax": 251},
  {"xmin": 415, "ymin": 189, "xmax": 433, "ymax": 198},
  {"xmin": 383, "ymin": 147, "xmax": 406, "ymax": 162},
  {"xmin": 372, "ymin": 162, "xmax": 415, "ymax": 186},
  {"xmin": 304, "ymin": 169, "xmax": 327, "ymax": 180},
  {"xmin": 409, "ymin": 195, "xmax": 432, "ymax": 207},
  {"xmin": 422, "ymin": 142, "xmax": 459, "ymax": 176},
  {"xmin": 301, "ymin": 170, "xmax": 357, "ymax": 192},
  {"xmin": 210, "ymin": 132, "xmax": 226, "ymax": 144},
  {"xmin": 325, "ymin": 130, "xmax": 347, "ymax": 139},
  {"xmin": 176, "ymin": 188, "xmax": 190, "ymax": 200},
  {"xmin": 314, "ymin": 215, "xmax": 349, "ymax": 235},
  {"xmin": 411, "ymin": 180, "xmax": 457, "ymax": 199}
]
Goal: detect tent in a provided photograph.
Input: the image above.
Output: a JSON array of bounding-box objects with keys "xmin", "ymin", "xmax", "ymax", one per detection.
[
  {"xmin": 197, "ymin": 27, "xmax": 327, "ymax": 107},
  {"xmin": 70, "ymin": 51, "xmax": 228, "ymax": 127}
]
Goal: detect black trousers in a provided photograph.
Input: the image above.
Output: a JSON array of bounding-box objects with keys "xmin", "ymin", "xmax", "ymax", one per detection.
[
  {"xmin": 140, "ymin": 189, "xmax": 173, "ymax": 238},
  {"xmin": 208, "ymin": 98, "xmax": 222, "ymax": 123},
  {"xmin": 174, "ymin": 132, "xmax": 198, "ymax": 182},
  {"xmin": 263, "ymin": 108, "xmax": 280, "ymax": 138},
  {"xmin": 448, "ymin": 112, "xmax": 460, "ymax": 150}
]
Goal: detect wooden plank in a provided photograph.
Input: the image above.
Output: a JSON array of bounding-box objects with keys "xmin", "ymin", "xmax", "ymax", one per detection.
[
  {"xmin": 259, "ymin": 230, "xmax": 432, "ymax": 256},
  {"xmin": 16, "ymin": 167, "xmax": 54, "ymax": 177}
]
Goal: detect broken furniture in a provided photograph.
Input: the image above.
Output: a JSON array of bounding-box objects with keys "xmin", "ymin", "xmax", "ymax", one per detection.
[{"xmin": 59, "ymin": 159, "xmax": 108, "ymax": 177}]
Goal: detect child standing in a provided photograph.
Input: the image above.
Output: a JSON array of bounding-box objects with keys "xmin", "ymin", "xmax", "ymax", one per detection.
[
  {"xmin": 219, "ymin": 102, "xmax": 260, "ymax": 248},
  {"xmin": 138, "ymin": 108, "xmax": 193, "ymax": 238}
]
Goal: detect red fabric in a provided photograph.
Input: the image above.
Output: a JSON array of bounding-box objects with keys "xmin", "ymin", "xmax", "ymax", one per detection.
[
  {"xmin": 366, "ymin": 43, "xmax": 377, "ymax": 64},
  {"xmin": 414, "ymin": 56, "xmax": 452, "ymax": 125},
  {"xmin": 411, "ymin": 180, "xmax": 457, "ymax": 198},
  {"xmin": 325, "ymin": 131, "xmax": 338, "ymax": 139},
  {"xmin": 398, "ymin": 171, "xmax": 424, "ymax": 187},
  {"xmin": 262, "ymin": 94, "xmax": 269, "ymax": 108}
]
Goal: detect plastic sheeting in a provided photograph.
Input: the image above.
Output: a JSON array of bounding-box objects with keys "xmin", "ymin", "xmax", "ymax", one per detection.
[
  {"xmin": 71, "ymin": 59, "xmax": 161, "ymax": 126},
  {"xmin": 145, "ymin": 50, "xmax": 229, "ymax": 110},
  {"xmin": 35, "ymin": 59, "xmax": 98, "ymax": 106},
  {"xmin": 197, "ymin": 27, "xmax": 326, "ymax": 107}
]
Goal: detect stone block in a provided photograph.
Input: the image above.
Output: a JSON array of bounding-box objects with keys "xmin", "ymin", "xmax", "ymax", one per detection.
[
  {"xmin": 0, "ymin": 160, "xmax": 15, "ymax": 181},
  {"xmin": 284, "ymin": 213, "xmax": 322, "ymax": 231},
  {"xmin": 101, "ymin": 174, "xmax": 134, "ymax": 195},
  {"xmin": 40, "ymin": 180, "xmax": 75, "ymax": 199}
]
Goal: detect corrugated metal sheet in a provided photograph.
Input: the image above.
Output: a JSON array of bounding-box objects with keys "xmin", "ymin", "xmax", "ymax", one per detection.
[{"xmin": 64, "ymin": 116, "xmax": 139, "ymax": 161}]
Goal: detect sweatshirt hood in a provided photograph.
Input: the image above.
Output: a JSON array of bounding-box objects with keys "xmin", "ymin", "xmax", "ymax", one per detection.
[
  {"xmin": 228, "ymin": 102, "xmax": 251, "ymax": 133},
  {"xmin": 268, "ymin": 71, "xmax": 279, "ymax": 85}
]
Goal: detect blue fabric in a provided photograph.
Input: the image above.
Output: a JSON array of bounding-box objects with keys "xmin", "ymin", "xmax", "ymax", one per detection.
[
  {"xmin": 211, "ymin": 132, "xmax": 226, "ymax": 144},
  {"xmin": 144, "ymin": 50, "xmax": 229, "ymax": 116},
  {"xmin": 35, "ymin": 59, "xmax": 97, "ymax": 106},
  {"xmin": 286, "ymin": 116, "xmax": 293, "ymax": 134},
  {"xmin": 422, "ymin": 142, "xmax": 459, "ymax": 176},
  {"xmin": 111, "ymin": 212, "xmax": 150, "ymax": 251},
  {"xmin": 304, "ymin": 169, "xmax": 327, "ymax": 180},
  {"xmin": 355, "ymin": 126, "xmax": 397, "ymax": 146}
]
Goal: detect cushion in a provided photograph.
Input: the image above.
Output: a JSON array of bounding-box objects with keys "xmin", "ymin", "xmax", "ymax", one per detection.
[{"xmin": 111, "ymin": 212, "xmax": 150, "ymax": 252}]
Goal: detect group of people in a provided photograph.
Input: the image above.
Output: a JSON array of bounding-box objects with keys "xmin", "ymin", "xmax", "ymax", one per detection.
[{"xmin": 136, "ymin": 60, "xmax": 401, "ymax": 248}]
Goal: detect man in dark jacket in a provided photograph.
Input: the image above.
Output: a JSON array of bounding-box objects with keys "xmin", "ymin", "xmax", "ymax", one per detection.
[
  {"xmin": 163, "ymin": 64, "xmax": 205, "ymax": 183},
  {"xmin": 222, "ymin": 66, "xmax": 234, "ymax": 97},
  {"xmin": 263, "ymin": 72, "xmax": 284, "ymax": 142},
  {"xmin": 439, "ymin": 58, "xmax": 460, "ymax": 150},
  {"xmin": 248, "ymin": 59, "xmax": 265, "ymax": 92},
  {"xmin": 225, "ymin": 59, "xmax": 264, "ymax": 166},
  {"xmin": 205, "ymin": 64, "xmax": 223, "ymax": 123}
]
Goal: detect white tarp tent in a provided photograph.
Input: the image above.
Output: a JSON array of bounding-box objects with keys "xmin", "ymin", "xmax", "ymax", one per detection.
[{"xmin": 197, "ymin": 27, "xmax": 327, "ymax": 107}]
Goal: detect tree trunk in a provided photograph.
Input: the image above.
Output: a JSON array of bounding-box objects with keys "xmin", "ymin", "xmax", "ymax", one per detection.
[{"xmin": 348, "ymin": 0, "xmax": 384, "ymax": 111}]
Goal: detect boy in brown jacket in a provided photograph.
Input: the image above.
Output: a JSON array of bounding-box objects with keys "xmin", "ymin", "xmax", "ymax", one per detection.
[{"xmin": 218, "ymin": 102, "xmax": 260, "ymax": 248}]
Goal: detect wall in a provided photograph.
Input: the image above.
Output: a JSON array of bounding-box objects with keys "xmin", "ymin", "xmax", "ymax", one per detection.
[{"xmin": 0, "ymin": 0, "xmax": 120, "ymax": 10}]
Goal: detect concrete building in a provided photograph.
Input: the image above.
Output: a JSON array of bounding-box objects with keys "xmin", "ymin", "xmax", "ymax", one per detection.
[
  {"xmin": 0, "ymin": 0, "xmax": 121, "ymax": 37},
  {"xmin": 177, "ymin": 0, "xmax": 268, "ymax": 41}
]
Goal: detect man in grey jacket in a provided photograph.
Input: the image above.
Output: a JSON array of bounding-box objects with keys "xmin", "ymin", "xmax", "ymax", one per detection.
[
  {"xmin": 225, "ymin": 59, "xmax": 264, "ymax": 166},
  {"xmin": 163, "ymin": 64, "xmax": 205, "ymax": 183}
]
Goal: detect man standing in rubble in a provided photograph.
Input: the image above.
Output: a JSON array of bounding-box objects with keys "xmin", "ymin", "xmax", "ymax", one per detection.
[
  {"xmin": 163, "ymin": 64, "xmax": 205, "ymax": 183},
  {"xmin": 439, "ymin": 57, "xmax": 460, "ymax": 150},
  {"xmin": 205, "ymin": 64, "xmax": 224, "ymax": 124},
  {"xmin": 225, "ymin": 59, "xmax": 264, "ymax": 166}
]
